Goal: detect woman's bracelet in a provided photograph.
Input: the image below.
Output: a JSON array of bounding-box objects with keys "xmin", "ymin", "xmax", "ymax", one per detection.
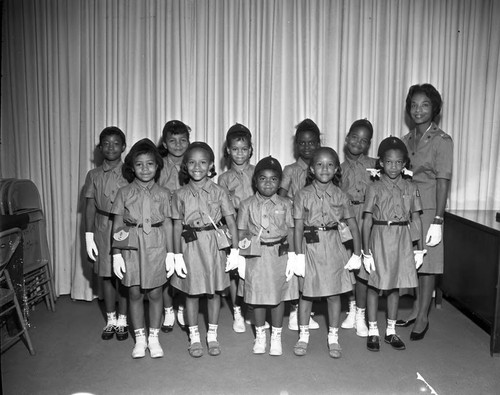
[{"xmin": 433, "ymin": 216, "xmax": 444, "ymax": 225}]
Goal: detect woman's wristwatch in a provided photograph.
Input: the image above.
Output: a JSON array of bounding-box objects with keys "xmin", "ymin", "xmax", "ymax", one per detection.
[{"xmin": 433, "ymin": 215, "xmax": 444, "ymax": 225}]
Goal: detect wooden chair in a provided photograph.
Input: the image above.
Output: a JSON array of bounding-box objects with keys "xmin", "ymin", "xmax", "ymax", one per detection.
[{"xmin": 0, "ymin": 228, "xmax": 35, "ymax": 355}]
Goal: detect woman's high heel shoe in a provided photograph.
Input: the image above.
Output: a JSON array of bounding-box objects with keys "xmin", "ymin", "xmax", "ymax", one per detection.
[
  {"xmin": 395, "ymin": 318, "xmax": 416, "ymax": 327},
  {"xmin": 410, "ymin": 323, "xmax": 429, "ymax": 341}
]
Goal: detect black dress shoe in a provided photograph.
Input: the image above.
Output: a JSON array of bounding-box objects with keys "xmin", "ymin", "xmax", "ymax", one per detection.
[
  {"xmin": 384, "ymin": 334, "xmax": 406, "ymax": 350},
  {"xmin": 410, "ymin": 323, "xmax": 429, "ymax": 341},
  {"xmin": 161, "ymin": 324, "xmax": 173, "ymax": 333},
  {"xmin": 115, "ymin": 325, "xmax": 129, "ymax": 341},
  {"xmin": 395, "ymin": 318, "xmax": 416, "ymax": 327},
  {"xmin": 367, "ymin": 335, "xmax": 380, "ymax": 352},
  {"xmin": 101, "ymin": 324, "xmax": 115, "ymax": 340}
]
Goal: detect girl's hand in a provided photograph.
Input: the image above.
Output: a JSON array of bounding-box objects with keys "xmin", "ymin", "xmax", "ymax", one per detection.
[
  {"xmin": 174, "ymin": 253, "xmax": 188, "ymax": 278},
  {"xmin": 344, "ymin": 253, "xmax": 362, "ymax": 270},
  {"xmin": 165, "ymin": 252, "xmax": 175, "ymax": 278},
  {"xmin": 414, "ymin": 249, "xmax": 427, "ymax": 270},
  {"xmin": 295, "ymin": 254, "xmax": 306, "ymax": 277},
  {"xmin": 112, "ymin": 254, "xmax": 126, "ymax": 279},
  {"xmin": 225, "ymin": 248, "xmax": 241, "ymax": 272},
  {"xmin": 285, "ymin": 252, "xmax": 296, "ymax": 281},
  {"xmin": 425, "ymin": 224, "xmax": 442, "ymax": 246},
  {"xmin": 362, "ymin": 250, "xmax": 375, "ymax": 273},
  {"xmin": 85, "ymin": 232, "xmax": 98, "ymax": 261}
]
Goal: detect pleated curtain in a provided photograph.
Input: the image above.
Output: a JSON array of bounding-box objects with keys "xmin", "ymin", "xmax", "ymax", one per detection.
[{"xmin": 1, "ymin": 0, "xmax": 499, "ymax": 300}]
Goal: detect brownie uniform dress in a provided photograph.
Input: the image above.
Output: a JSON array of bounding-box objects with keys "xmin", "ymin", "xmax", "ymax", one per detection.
[
  {"xmin": 83, "ymin": 161, "xmax": 128, "ymax": 276},
  {"xmin": 218, "ymin": 163, "xmax": 255, "ymax": 210},
  {"xmin": 158, "ymin": 156, "xmax": 181, "ymax": 197},
  {"xmin": 170, "ymin": 178, "xmax": 235, "ymax": 295},
  {"xmin": 363, "ymin": 175, "xmax": 423, "ymax": 289},
  {"xmin": 238, "ymin": 192, "xmax": 299, "ymax": 305},
  {"xmin": 340, "ymin": 154, "xmax": 377, "ymax": 224},
  {"xmin": 281, "ymin": 157, "xmax": 309, "ymax": 200},
  {"xmin": 294, "ymin": 180, "xmax": 355, "ymax": 297},
  {"xmin": 110, "ymin": 179, "xmax": 171, "ymax": 289},
  {"xmin": 402, "ymin": 123, "xmax": 453, "ymax": 274}
]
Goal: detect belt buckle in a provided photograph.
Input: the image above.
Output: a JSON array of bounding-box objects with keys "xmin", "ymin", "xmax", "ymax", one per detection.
[{"xmin": 387, "ymin": 220, "xmax": 392, "ymax": 226}]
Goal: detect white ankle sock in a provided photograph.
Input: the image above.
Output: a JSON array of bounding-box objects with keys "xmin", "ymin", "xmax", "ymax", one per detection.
[
  {"xmin": 386, "ymin": 319, "xmax": 396, "ymax": 336},
  {"xmin": 368, "ymin": 321, "xmax": 379, "ymax": 336},
  {"xmin": 299, "ymin": 325, "xmax": 310, "ymax": 343},
  {"xmin": 189, "ymin": 325, "xmax": 200, "ymax": 344},
  {"xmin": 207, "ymin": 324, "xmax": 218, "ymax": 343}
]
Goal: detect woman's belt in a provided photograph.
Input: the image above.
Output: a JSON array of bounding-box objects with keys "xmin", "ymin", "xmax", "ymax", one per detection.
[
  {"xmin": 183, "ymin": 223, "xmax": 222, "ymax": 232},
  {"xmin": 125, "ymin": 222, "xmax": 163, "ymax": 228},
  {"xmin": 260, "ymin": 236, "xmax": 287, "ymax": 246}
]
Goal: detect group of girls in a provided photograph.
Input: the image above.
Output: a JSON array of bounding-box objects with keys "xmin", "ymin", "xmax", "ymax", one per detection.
[{"xmin": 83, "ymin": 83, "xmax": 452, "ymax": 360}]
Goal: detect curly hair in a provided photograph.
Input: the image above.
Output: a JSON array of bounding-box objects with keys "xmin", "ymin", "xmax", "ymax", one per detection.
[
  {"xmin": 98, "ymin": 126, "xmax": 126, "ymax": 147},
  {"xmin": 405, "ymin": 84, "xmax": 443, "ymax": 121},
  {"xmin": 122, "ymin": 138, "xmax": 164, "ymax": 183},
  {"xmin": 305, "ymin": 147, "xmax": 342, "ymax": 187},
  {"xmin": 157, "ymin": 120, "xmax": 191, "ymax": 157},
  {"xmin": 223, "ymin": 123, "xmax": 253, "ymax": 165},
  {"xmin": 179, "ymin": 142, "xmax": 217, "ymax": 185}
]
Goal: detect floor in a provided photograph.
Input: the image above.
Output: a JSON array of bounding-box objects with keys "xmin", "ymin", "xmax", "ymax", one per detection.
[{"xmin": 2, "ymin": 295, "xmax": 500, "ymax": 395}]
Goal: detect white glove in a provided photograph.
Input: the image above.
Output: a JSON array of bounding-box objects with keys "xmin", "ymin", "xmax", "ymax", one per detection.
[
  {"xmin": 426, "ymin": 224, "xmax": 442, "ymax": 247},
  {"xmin": 344, "ymin": 253, "xmax": 362, "ymax": 270},
  {"xmin": 112, "ymin": 254, "xmax": 126, "ymax": 280},
  {"xmin": 85, "ymin": 232, "xmax": 98, "ymax": 261},
  {"xmin": 414, "ymin": 249, "xmax": 427, "ymax": 270},
  {"xmin": 225, "ymin": 248, "xmax": 240, "ymax": 272},
  {"xmin": 174, "ymin": 253, "xmax": 187, "ymax": 278},
  {"xmin": 238, "ymin": 257, "xmax": 246, "ymax": 280},
  {"xmin": 295, "ymin": 254, "xmax": 305, "ymax": 277},
  {"xmin": 362, "ymin": 250, "xmax": 375, "ymax": 273},
  {"xmin": 165, "ymin": 252, "xmax": 175, "ymax": 278},
  {"xmin": 285, "ymin": 252, "xmax": 296, "ymax": 282}
]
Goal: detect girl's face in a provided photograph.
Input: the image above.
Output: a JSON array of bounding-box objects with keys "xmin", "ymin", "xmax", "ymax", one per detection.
[
  {"xmin": 310, "ymin": 151, "xmax": 338, "ymax": 184},
  {"xmin": 410, "ymin": 93, "xmax": 433, "ymax": 126},
  {"xmin": 186, "ymin": 148, "xmax": 213, "ymax": 182},
  {"xmin": 345, "ymin": 127, "xmax": 371, "ymax": 156},
  {"xmin": 296, "ymin": 131, "xmax": 320, "ymax": 160},
  {"xmin": 380, "ymin": 149, "xmax": 406, "ymax": 180},
  {"xmin": 163, "ymin": 132, "xmax": 189, "ymax": 158},
  {"xmin": 133, "ymin": 153, "xmax": 158, "ymax": 183},
  {"xmin": 255, "ymin": 169, "xmax": 280, "ymax": 198},
  {"xmin": 100, "ymin": 135, "xmax": 125, "ymax": 162},
  {"xmin": 227, "ymin": 139, "xmax": 251, "ymax": 166}
]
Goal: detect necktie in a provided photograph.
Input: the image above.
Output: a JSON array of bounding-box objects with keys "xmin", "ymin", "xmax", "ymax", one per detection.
[
  {"xmin": 143, "ymin": 192, "xmax": 151, "ymax": 234},
  {"xmin": 261, "ymin": 203, "xmax": 270, "ymax": 229}
]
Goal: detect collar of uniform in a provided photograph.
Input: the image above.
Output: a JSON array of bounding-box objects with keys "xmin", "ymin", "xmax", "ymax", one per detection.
[
  {"xmin": 187, "ymin": 177, "xmax": 212, "ymax": 196},
  {"xmin": 297, "ymin": 157, "xmax": 309, "ymax": 170},
  {"xmin": 380, "ymin": 174, "xmax": 405, "ymax": 191},
  {"xmin": 411, "ymin": 122, "xmax": 439, "ymax": 140},
  {"xmin": 133, "ymin": 178, "xmax": 156, "ymax": 192},
  {"xmin": 256, "ymin": 191, "xmax": 278, "ymax": 205},
  {"xmin": 102, "ymin": 160, "xmax": 122, "ymax": 173},
  {"xmin": 165, "ymin": 155, "xmax": 181, "ymax": 169},
  {"xmin": 312, "ymin": 180, "xmax": 335, "ymax": 198},
  {"xmin": 345, "ymin": 153, "xmax": 369, "ymax": 167}
]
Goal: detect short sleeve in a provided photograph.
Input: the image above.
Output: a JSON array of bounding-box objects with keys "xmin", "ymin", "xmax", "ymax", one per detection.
[
  {"xmin": 284, "ymin": 200, "xmax": 294, "ymax": 228},
  {"xmin": 411, "ymin": 184, "xmax": 423, "ymax": 213},
  {"xmin": 280, "ymin": 166, "xmax": 292, "ymax": 192},
  {"xmin": 220, "ymin": 187, "xmax": 236, "ymax": 217},
  {"xmin": 363, "ymin": 185, "xmax": 377, "ymax": 214},
  {"xmin": 110, "ymin": 187, "xmax": 125, "ymax": 215},
  {"xmin": 340, "ymin": 192, "xmax": 355, "ymax": 220},
  {"xmin": 83, "ymin": 171, "xmax": 95, "ymax": 199},
  {"xmin": 434, "ymin": 135, "xmax": 453, "ymax": 180}
]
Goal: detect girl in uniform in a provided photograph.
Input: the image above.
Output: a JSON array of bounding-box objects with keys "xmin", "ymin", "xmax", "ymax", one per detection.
[
  {"xmin": 170, "ymin": 142, "xmax": 241, "ymax": 358},
  {"xmin": 157, "ymin": 120, "xmax": 191, "ymax": 332},
  {"xmin": 362, "ymin": 136, "xmax": 425, "ymax": 352},
  {"xmin": 84, "ymin": 126, "xmax": 129, "ymax": 341},
  {"xmin": 279, "ymin": 118, "xmax": 321, "ymax": 331},
  {"xmin": 340, "ymin": 119, "xmax": 377, "ymax": 337},
  {"xmin": 111, "ymin": 138, "xmax": 174, "ymax": 359},
  {"xmin": 293, "ymin": 147, "xmax": 362, "ymax": 358},
  {"xmin": 218, "ymin": 123, "xmax": 255, "ymax": 333},
  {"xmin": 237, "ymin": 156, "xmax": 298, "ymax": 356}
]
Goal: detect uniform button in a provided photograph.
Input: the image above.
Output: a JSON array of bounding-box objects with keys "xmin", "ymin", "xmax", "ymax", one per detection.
[
  {"xmin": 145, "ymin": 218, "xmax": 150, "ymax": 223},
  {"xmin": 267, "ymin": 230, "xmax": 270, "ymax": 233}
]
